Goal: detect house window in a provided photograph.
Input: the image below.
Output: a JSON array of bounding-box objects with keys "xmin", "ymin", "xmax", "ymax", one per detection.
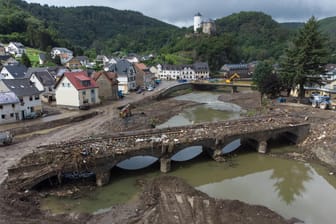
[
  {"xmin": 29, "ymin": 96, "xmax": 33, "ymax": 101},
  {"xmin": 10, "ymin": 113, "xmax": 14, "ymax": 117},
  {"xmin": 62, "ymin": 83, "xmax": 65, "ymax": 87},
  {"xmin": 12, "ymin": 104, "xmax": 15, "ymax": 108},
  {"xmin": 67, "ymin": 83, "xmax": 70, "ymax": 87},
  {"xmin": 1, "ymin": 115, "xmax": 5, "ymax": 119},
  {"xmin": 91, "ymin": 89, "xmax": 95, "ymax": 94},
  {"xmin": 0, "ymin": 105, "xmax": 2, "ymax": 109},
  {"xmin": 82, "ymin": 91, "xmax": 86, "ymax": 95},
  {"xmin": 81, "ymin": 81, "xmax": 91, "ymax": 87},
  {"xmin": 35, "ymin": 95, "xmax": 40, "ymax": 100}
]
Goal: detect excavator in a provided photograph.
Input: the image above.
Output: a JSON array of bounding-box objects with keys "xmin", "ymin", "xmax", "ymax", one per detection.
[
  {"xmin": 225, "ymin": 73, "xmax": 240, "ymax": 84},
  {"xmin": 119, "ymin": 104, "xmax": 133, "ymax": 118}
]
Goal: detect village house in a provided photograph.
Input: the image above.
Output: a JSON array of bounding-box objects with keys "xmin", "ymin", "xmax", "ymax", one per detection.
[
  {"xmin": 106, "ymin": 59, "xmax": 136, "ymax": 94},
  {"xmin": 134, "ymin": 63, "xmax": 155, "ymax": 89},
  {"xmin": 75, "ymin": 56, "xmax": 90, "ymax": 67},
  {"xmin": 6, "ymin": 42, "xmax": 26, "ymax": 56},
  {"xmin": 55, "ymin": 71, "xmax": 100, "ymax": 109},
  {"xmin": 28, "ymin": 70, "xmax": 56, "ymax": 103},
  {"xmin": 51, "ymin": 47, "xmax": 73, "ymax": 64},
  {"xmin": 219, "ymin": 63, "xmax": 254, "ymax": 79},
  {"xmin": 95, "ymin": 55, "xmax": 110, "ymax": 66},
  {"xmin": 0, "ymin": 78, "xmax": 42, "ymax": 120},
  {"xmin": 320, "ymin": 64, "xmax": 336, "ymax": 81},
  {"xmin": 0, "ymin": 55, "xmax": 17, "ymax": 66},
  {"xmin": 157, "ymin": 62, "xmax": 209, "ymax": 80},
  {"xmin": 0, "ymin": 91, "xmax": 20, "ymax": 124},
  {"xmin": 92, "ymin": 71, "xmax": 119, "ymax": 100},
  {"xmin": 65, "ymin": 57, "xmax": 82, "ymax": 70},
  {"xmin": 149, "ymin": 66, "xmax": 159, "ymax": 78},
  {"xmin": 126, "ymin": 54, "xmax": 140, "ymax": 63},
  {"xmin": 0, "ymin": 63, "xmax": 27, "ymax": 79}
]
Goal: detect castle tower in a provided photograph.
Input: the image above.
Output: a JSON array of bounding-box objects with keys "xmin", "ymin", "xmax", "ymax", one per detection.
[{"xmin": 194, "ymin": 12, "xmax": 202, "ymax": 33}]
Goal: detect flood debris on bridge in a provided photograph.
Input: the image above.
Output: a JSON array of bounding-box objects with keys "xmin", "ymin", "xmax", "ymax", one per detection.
[{"xmin": 5, "ymin": 115, "xmax": 310, "ymax": 191}]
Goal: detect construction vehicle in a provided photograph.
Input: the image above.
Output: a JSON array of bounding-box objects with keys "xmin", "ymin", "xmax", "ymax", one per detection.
[
  {"xmin": 0, "ymin": 131, "xmax": 13, "ymax": 145},
  {"xmin": 310, "ymin": 94, "xmax": 331, "ymax": 110},
  {"xmin": 119, "ymin": 104, "xmax": 133, "ymax": 118},
  {"xmin": 225, "ymin": 73, "xmax": 240, "ymax": 84}
]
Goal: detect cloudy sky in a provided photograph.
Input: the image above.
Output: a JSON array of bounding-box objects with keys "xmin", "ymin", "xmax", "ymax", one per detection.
[{"xmin": 25, "ymin": 0, "xmax": 336, "ymax": 27}]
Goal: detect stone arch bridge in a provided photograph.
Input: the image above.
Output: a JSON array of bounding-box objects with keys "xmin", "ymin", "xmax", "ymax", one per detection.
[{"xmin": 6, "ymin": 115, "xmax": 309, "ymax": 191}]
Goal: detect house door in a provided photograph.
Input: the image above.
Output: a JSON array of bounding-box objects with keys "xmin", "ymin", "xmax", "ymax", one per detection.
[
  {"xmin": 21, "ymin": 110, "xmax": 25, "ymax": 120},
  {"xmin": 91, "ymin": 89, "xmax": 96, "ymax": 104}
]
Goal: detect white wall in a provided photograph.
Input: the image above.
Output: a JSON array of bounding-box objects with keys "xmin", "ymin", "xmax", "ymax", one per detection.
[
  {"xmin": 0, "ymin": 103, "xmax": 19, "ymax": 124},
  {"xmin": 0, "ymin": 68, "xmax": 14, "ymax": 79},
  {"xmin": 194, "ymin": 15, "xmax": 202, "ymax": 32},
  {"xmin": 30, "ymin": 74, "xmax": 44, "ymax": 91},
  {"xmin": 118, "ymin": 76, "xmax": 129, "ymax": 94},
  {"xmin": 55, "ymin": 77, "xmax": 80, "ymax": 107},
  {"xmin": 19, "ymin": 95, "xmax": 42, "ymax": 118}
]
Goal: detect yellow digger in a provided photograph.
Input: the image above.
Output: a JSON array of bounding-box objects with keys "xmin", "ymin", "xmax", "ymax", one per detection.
[
  {"xmin": 225, "ymin": 73, "xmax": 240, "ymax": 84},
  {"xmin": 119, "ymin": 104, "xmax": 133, "ymax": 118}
]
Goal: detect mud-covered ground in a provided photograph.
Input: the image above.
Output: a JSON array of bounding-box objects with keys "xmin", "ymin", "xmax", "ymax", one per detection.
[{"xmin": 1, "ymin": 89, "xmax": 336, "ymax": 224}]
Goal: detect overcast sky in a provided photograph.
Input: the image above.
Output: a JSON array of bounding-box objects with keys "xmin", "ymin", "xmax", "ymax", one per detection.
[{"xmin": 25, "ymin": 0, "xmax": 336, "ymax": 27}]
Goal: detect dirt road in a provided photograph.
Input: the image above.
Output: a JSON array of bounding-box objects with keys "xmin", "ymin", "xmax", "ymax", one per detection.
[{"xmin": 0, "ymin": 81, "xmax": 179, "ymax": 185}]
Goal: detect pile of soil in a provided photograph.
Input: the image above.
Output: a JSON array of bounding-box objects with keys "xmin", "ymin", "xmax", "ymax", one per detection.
[
  {"xmin": 0, "ymin": 185, "xmax": 87, "ymax": 224},
  {"xmin": 89, "ymin": 176, "xmax": 300, "ymax": 224}
]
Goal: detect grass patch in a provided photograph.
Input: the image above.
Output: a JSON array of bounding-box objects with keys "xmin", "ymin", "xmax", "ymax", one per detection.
[{"xmin": 26, "ymin": 47, "xmax": 44, "ymax": 67}]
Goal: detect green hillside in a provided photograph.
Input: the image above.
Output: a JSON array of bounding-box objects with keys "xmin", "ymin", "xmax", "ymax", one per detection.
[
  {"xmin": 163, "ymin": 12, "xmax": 295, "ymax": 70},
  {"xmin": 318, "ymin": 16, "xmax": 336, "ymax": 54},
  {"xmin": 13, "ymin": 0, "xmax": 182, "ymax": 54}
]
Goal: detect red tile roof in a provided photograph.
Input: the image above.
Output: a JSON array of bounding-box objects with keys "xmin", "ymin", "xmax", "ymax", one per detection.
[
  {"xmin": 64, "ymin": 71, "xmax": 98, "ymax": 90},
  {"xmin": 135, "ymin": 63, "xmax": 148, "ymax": 70}
]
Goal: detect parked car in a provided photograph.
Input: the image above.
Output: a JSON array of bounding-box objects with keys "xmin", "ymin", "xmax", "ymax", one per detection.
[{"xmin": 147, "ymin": 86, "xmax": 154, "ymax": 91}]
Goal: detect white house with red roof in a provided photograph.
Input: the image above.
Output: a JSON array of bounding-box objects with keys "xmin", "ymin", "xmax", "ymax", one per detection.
[{"xmin": 55, "ymin": 71, "xmax": 100, "ymax": 109}]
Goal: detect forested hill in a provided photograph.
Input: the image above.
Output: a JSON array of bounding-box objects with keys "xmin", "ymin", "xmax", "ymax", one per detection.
[
  {"xmin": 2, "ymin": 0, "xmax": 336, "ymax": 70},
  {"xmin": 0, "ymin": 0, "xmax": 182, "ymax": 54},
  {"xmin": 214, "ymin": 12, "xmax": 292, "ymax": 61}
]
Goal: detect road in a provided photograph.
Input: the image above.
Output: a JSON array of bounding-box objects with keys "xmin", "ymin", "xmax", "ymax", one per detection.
[{"xmin": 0, "ymin": 80, "xmax": 178, "ymax": 185}]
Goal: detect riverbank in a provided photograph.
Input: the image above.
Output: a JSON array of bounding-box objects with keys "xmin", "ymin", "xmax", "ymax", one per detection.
[
  {"xmin": 218, "ymin": 90, "xmax": 336, "ymax": 172},
  {"xmin": 1, "ymin": 88, "xmax": 335, "ymax": 223}
]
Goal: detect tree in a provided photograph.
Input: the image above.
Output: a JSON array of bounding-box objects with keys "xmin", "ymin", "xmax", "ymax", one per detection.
[
  {"xmin": 252, "ymin": 61, "xmax": 281, "ymax": 103},
  {"xmin": 20, "ymin": 52, "xmax": 31, "ymax": 68},
  {"xmin": 279, "ymin": 46, "xmax": 296, "ymax": 96},
  {"xmin": 280, "ymin": 16, "xmax": 329, "ymax": 98}
]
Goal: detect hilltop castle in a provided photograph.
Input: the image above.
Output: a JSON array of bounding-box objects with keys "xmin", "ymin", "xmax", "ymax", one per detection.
[{"xmin": 193, "ymin": 12, "xmax": 216, "ymax": 35}]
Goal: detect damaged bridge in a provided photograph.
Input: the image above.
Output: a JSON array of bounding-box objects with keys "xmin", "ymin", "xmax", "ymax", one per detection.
[{"xmin": 6, "ymin": 115, "xmax": 310, "ymax": 191}]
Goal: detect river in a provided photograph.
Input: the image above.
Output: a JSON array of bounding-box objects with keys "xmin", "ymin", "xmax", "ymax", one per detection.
[{"xmin": 41, "ymin": 91, "xmax": 336, "ymax": 224}]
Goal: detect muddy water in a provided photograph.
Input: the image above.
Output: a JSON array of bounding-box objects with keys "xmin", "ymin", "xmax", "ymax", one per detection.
[{"xmin": 42, "ymin": 92, "xmax": 336, "ymax": 224}]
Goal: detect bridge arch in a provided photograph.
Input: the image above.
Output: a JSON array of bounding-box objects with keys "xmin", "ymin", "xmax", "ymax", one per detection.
[{"xmin": 116, "ymin": 156, "xmax": 158, "ymax": 170}]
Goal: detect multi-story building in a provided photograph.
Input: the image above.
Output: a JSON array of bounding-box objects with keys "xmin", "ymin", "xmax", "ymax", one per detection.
[{"xmin": 157, "ymin": 62, "xmax": 210, "ymax": 80}]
